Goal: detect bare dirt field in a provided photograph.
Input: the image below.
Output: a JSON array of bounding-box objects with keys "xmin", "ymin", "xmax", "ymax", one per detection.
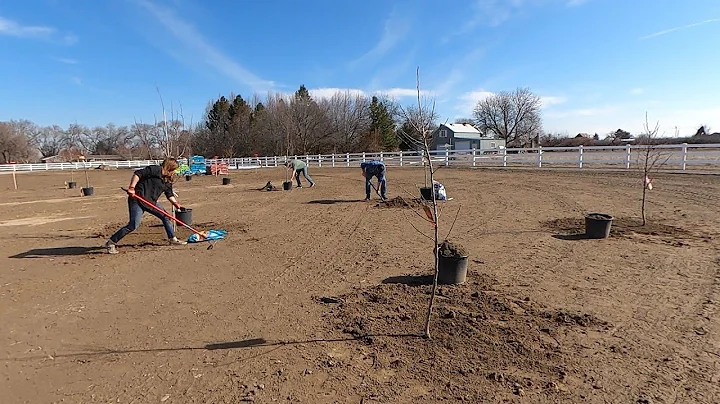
[{"xmin": 1, "ymin": 167, "xmax": 719, "ymax": 403}]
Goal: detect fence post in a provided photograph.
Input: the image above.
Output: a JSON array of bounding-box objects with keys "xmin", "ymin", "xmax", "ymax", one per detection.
[
  {"xmin": 362, "ymin": 152, "xmax": 366, "ymax": 163},
  {"xmin": 306, "ymin": 155, "xmax": 310, "ymax": 166},
  {"xmin": 537, "ymin": 146, "xmax": 543, "ymax": 168},
  {"xmin": 625, "ymin": 144, "xmax": 631, "ymax": 169},
  {"xmin": 578, "ymin": 145, "xmax": 584, "ymax": 169},
  {"xmin": 346, "ymin": 153, "xmax": 350, "ymax": 167},
  {"xmin": 318, "ymin": 154, "xmax": 322, "ymax": 167},
  {"xmin": 380, "ymin": 152, "xmax": 384, "ymax": 162},
  {"xmin": 274, "ymin": 156, "xmax": 278, "ymax": 167},
  {"xmin": 332, "ymin": 153, "xmax": 335, "ymax": 167},
  {"xmin": 445, "ymin": 149, "xmax": 449, "ymax": 166},
  {"xmin": 502, "ymin": 148, "xmax": 508, "ymax": 167},
  {"xmin": 681, "ymin": 143, "xmax": 688, "ymax": 170},
  {"xmin": 472, "ymin": 148, "xmax": 476, "ymax": 167},
  {"xmin": 399, "ymin": 151, "xmax": 403, "ymax": 167}
]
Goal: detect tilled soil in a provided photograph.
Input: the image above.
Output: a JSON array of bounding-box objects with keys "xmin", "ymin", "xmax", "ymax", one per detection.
[{"xmin": 1, "ymin": 168, "xmax": 719, "ymax": 403}]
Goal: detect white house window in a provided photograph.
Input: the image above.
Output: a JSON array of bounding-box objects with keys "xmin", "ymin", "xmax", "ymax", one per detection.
[
  {"xmin": 490, "ymin": 142, "xmax": 496, "ymax": 148},
  {"xmin": 440, "ymin": 129, "xmax": 447, "ymax": 138}
]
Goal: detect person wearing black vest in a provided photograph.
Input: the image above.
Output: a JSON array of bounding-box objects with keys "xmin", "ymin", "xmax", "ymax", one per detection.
[{"xmin": 105, "ymin": 158, "xmax": 186, "ymax": 254}]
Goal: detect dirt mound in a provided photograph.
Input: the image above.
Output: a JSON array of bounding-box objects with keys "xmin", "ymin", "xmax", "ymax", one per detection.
[
  {"xmin": 374, "ymin": 196, "xmax": 420, "ymax": 208},
  {"xmin": 542, "ymin": 216, "xmax": 701, "ymax": 241},
  {"xmin": 323, "ymin": 273, "xmax": 610, "ymax": 402},
  {"xmin": 437, "ymin": 239, "xmax": 468, "ymax": 257}
]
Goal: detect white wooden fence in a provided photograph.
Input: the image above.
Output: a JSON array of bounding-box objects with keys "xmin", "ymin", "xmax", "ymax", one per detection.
[{"xmin": 2, "ymin": 143, "xmax": 720, "ymax": 173}]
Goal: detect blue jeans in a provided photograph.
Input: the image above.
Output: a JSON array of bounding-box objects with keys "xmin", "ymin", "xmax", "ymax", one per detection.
[
  {"xmin": 366, "ymin": 171, "xmax": 387, "ymax": 199},
  {"xmin": 110, "ymin": 197, "xmax": 175, "ymax": 243},
  {"xmin": 295, "ymin": 167, "xmax": 314, "ymax": 186}
]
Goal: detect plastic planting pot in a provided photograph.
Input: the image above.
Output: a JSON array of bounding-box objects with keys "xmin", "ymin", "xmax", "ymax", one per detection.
[
  {"xmin": 420, "ymin": 187, "xmax": 433, "ymax": 200},
  {"xmin": 283, "ymin": 181, "xmax": 292, "ymax": 191},
  {"xmin": 67, "ymin": 181, "xmax": 77, "ymax": 189},
  {"xmin": 185, "ymin": 175, "xmax": 192, "ymax": 181},
  {"xmin": 438, "ymin": 255, "xmax": 469, "ymax": 285},
  {"xmin": 175, "ymin": 208, "xmax": 192, "ymax": 226},
  {"xmin": 222, "ymin": 177, "xmax": 231, "ymax": 185},
  {"xmin": 81, "ymin": 187, "xmax": 94, "ymax": 196},
  {"xmin": 585, "ymin": 213, "xmax": 613, "ymax": 239}
]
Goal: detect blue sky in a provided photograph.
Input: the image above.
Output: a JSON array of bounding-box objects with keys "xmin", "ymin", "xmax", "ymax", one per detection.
[{"xmin": 1, "ymin": 0, "xmax": 719, "ymax": 137}]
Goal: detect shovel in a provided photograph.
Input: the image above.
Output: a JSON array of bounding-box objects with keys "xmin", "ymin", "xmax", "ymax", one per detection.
[{"xmin": 121, "ymin": 188, "xmax": 226, "ymax": 250}]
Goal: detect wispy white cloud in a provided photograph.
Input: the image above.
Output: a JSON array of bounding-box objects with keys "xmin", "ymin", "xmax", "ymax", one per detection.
[
  {"xmin": 309, "ymin": 88, "xmax": 366, "ymax": 99},
  {"xmin": 0, "ymin": 15, "xmax": 76, "ymax": 44},
  {"xmin": 454, "ymin": 90, "xmax": 495, "ymax": 117},
  {"xmin": 427, "ymin": 46, "xmax": 490, "ymax": 99},
  {"xmin": 540, "ymin": 96, "xmax": 567, "ymax": 107},
  {"xmin": 545, "ymin": 105, "xmax": 619, "ymax": 119},
  {"xmin": 71, "ymin": 76, "xmax": 82, "ymax": 85},
  {"xmin": 543, "ymin": 105, "xmax": 720, "ymax": 137},
  {"xmin": 640, "ymin": 18, "xmax": 720, "ymax": 40},
  {"xmin": 348, "ymin": 7, "xmax": 411, "ymax": 69},
  {"xmin": 136, "ymin": 0, "xmax": 274, "ymax": 90},
  {"xmin": 441, "ymin": 0, "xmax": 591, "ymax": 43},
  {"xmin": 308, "ymin": 87, "xmax": 428, "ymax": 100},
  {"xmin": 453, "ymin": 91, "xmax": 567, "ymax": 119},
  {"xmin": 629, "ymin": 87, "xmax": 644, "ymax": 95},
  {"xmin": 54, "ymin": 57, "xmax": 78, "ymax": 64}
]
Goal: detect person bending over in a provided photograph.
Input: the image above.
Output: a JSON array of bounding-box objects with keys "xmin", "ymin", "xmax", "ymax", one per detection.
[
  {"xmin": 361, "ymin": 160, "xmax": 387, "ymax": 201},
  {"xmin": 285, "ymin": 159, "xmax": 315, "ymax": 188}
]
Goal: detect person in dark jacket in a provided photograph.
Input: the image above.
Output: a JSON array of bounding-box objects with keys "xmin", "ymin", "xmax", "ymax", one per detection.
[{"xmin": 105, "ymin": 158, "xmax": 186, "ymax": 254}]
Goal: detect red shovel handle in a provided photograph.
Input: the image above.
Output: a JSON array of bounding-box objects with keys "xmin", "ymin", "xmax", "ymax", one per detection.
[{"xmin": 121, "ymin": 187, "xmax": 204, "ymax": 236}]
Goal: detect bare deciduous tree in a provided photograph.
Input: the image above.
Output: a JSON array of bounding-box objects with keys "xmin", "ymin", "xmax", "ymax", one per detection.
[
  {"xmin": 0, "ymin": 121, "xmax": 34, "ymax": 163},
  {"xmin": 319, "ymin": 90, "xmax": 371, "ymax": 152},
  {"xmin": 635, "ymin": 113, "xmax": 671, "ymax": 226},
  {"xmin": 472, "ymin": 87, "xmax": 542, "ymax": 146}
]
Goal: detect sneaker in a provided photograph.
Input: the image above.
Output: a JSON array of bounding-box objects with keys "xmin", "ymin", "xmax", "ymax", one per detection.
[
  {"xmin": 309, "ymin": 183, "xmax": 315, "ymax": 188},
  {"xmin": 169, "ymin": 237, "xmax": 187, "ymax": 246},
  {"xmin": 296, "ymin": 185, "xmax": 302, "ymax": 188},
  {"xmin": 105, "ymin": 241, "xmax": 118, "ymax": 254},
  {"xmin": 364, "ymin": 197, "xmax": 370, "ymax": 202}
]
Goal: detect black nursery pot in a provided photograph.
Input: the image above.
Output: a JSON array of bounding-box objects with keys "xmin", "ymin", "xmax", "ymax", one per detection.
[
  {"xmin": 438, "ymin": 255, "xmax": 469, "ymax": 285},
  {"xmin": 67, "ymin": 181, "xmax": 77, "ymax": 189},
  {"xmin": 175, "ymin": 208, "xmax": 192, "ymax": 225},
  {"xmin": 283, "ymin": 181, "xmax": 292, "ymax": 191},
  {"xmin": 585, "ymin": 213, "xmax": 613, "ymax": 239},
  {"xmin": 185, "ymin": 175, "xmax": 192, "ymax": 181},
  {"xmin": 222, "ymin": 177, "xmax": 231, "ymax": 185},
  {"xmin": 81, "ymin": 187, "xmax": 94, "ymax": 196},
  {"xmin": 420, "ymin": 187, "xmax": 433, "ymax": 200}
]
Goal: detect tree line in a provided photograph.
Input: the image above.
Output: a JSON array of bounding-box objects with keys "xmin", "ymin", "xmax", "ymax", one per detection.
[{"xmin": 1, "ymin": 84, "xmax": 716, "ymax": 164}]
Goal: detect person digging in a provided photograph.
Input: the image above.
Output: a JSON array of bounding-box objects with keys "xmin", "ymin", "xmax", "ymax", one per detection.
[
  {"xmin": 361, "ymin": 160, "xmax": 387, "ymax": 201},
  {"xmin": 285, "ymin": 159, "xmax": 315, "ymax": 188},
  {"xmin": 105, "ymin": 158, "xmax": 187, "ymax": 254}
]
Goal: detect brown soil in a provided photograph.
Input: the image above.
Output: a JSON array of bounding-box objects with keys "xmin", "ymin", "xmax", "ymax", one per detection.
[
  {"xmin": 375, "ymin": 196, "xmax": 420, "ymax": 208},
  {"xmin": 437, "ymin": 239, "xmax": 468, "ymax": 257},
  {"xmin": 327, "ymin": 272, "xmax": 610, "ymax": 402},
  {"xmin": 542, "ymin": 216, "xmax": 709, "ymax": 244},
  {"xmin": 1, "ymin": 168, "xmax": 719, "ymax": 403}
]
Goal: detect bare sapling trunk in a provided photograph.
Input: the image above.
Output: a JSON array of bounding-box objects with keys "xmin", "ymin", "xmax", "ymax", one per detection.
[
  {"xmin": 637, "ymin": 112, "xmax": 671, "ymax": 226},
  {"xmin": 422, "ymin": 134, "xmax": 440, "ymax": 339}
]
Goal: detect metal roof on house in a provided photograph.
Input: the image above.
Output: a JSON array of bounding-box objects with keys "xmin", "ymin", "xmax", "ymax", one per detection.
[
  {"xmin": 440, "ymin": 123, "xmax": 483, "ymax": 140},
  {"xmin": 444, "ymin": 123, "xmax": 481, "ymax": 134}
]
